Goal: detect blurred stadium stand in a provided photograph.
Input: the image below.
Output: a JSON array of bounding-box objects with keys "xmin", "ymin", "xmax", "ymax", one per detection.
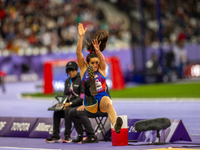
[
  {"xmin": 0, "ymin": 0, "xmax": 130, "ymax": 55},
  {"xmin": 1, "ymin": 0, "xmax": 200, "ymax": 84}
]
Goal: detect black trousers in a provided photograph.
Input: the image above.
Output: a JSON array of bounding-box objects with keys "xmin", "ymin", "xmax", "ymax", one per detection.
[
  {"xmin": 52, "ymin": 106, "xmax": 73, "ymax": 138},
  {"xmin": 69, "ymin": 107, "xmax": 108, "ymax": 137}
]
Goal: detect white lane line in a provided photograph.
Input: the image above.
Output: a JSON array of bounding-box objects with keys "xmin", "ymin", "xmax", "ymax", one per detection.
[{"xmin": 0, "ymin": 147, "xmax": 61, "ymax": 150}]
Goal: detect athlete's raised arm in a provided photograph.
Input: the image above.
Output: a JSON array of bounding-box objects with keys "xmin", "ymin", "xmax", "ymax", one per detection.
[
  {"xmin": 76, "ymin": 23, "xmax": 87, "ymax": 72},
  {"xmin": 92, "ymin": 39, "xmax": 106, "ymax": 76}
]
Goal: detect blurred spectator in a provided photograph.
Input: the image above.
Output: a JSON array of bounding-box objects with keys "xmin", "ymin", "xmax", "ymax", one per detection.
[
  {"xmin": 145, "ymin": 53, "xmax": 162, "ymax": 83},
  {"xmin": 0, "ymin": 0, "xmax": 130, "ymax": 54},
  {"xmin": 1, "ymin": 0, "xmax": 200, "ymax": 55},
  {"xmin": 0, "ymin": 71, "xmax": 6, "ymax": 93},
  {"xmin": 113, "ymin": 0, "xmax": 200, "ymax": 46},
  {"xmin": 124, "ymin": 63, "xmax": 134, "ymax": 83},
  {"xmin": 173, "ymin": 33, "xmax": 188, "ymax": 79},
  {"xmin": 163, "ymin": 49, "xmax": 176, "ymax": 82}
]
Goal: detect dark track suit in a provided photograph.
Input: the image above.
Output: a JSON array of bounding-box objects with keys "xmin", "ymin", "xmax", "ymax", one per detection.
[
  {"xmin": 69, "ymin": 85, "xmax": 110, "ymax": 137},
  {"xmin": 52, "ymin": 73, "xmax": 84, "ymax": 138}
]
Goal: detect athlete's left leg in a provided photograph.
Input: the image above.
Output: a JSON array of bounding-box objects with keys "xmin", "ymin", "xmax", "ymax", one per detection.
[
  {"xmin": 99, "ymin": 96, "xmax": 123, "ymax": 133},
  {"xmin": 99, "ymin": 96, "xmax": 116, "ymax": 125}
]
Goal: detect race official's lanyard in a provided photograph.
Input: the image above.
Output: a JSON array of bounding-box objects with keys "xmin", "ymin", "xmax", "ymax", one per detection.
[{"xmin": 68, "ymin": 78, "xmax": 79, "ymax": 101}]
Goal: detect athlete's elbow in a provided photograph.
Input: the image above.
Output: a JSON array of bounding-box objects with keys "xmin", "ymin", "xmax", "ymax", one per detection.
[{"xmin": 76, "ymin": 50, "xmax": 81, "ymax": 55}]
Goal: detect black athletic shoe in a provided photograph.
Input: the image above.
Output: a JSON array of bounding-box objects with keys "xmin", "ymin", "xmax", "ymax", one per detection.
[
  {"xmin": 72, "ymin": 135, "xmax": 83, "ymax": 143},
  {"xmin": 87, "ymin": 65, "xmax": 97, "ymax": 96},
  {"xmin": 82, "ymin": 135, "xmax": 98, "ymax": 144},
  {"xmin": 114, "ymin": 117, "xmax": 123, "ymax": 134},
  {"xmin": 62, "ymin": 136, "xmax": 72, "ymax": 143},
  {"xmin": 45, "ymin": 136, "xmax": 62, "ymax": 143}
]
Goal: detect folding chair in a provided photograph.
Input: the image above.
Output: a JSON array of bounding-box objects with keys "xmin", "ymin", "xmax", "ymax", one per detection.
[{"xmin": 94, "ymin": 113, "xmax": 111, "ymax": 141}]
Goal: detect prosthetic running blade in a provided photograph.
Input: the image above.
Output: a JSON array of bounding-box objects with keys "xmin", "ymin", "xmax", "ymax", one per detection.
[{"xmin": 87, "ymin": 65, "xmax": 97, "ymax": 96}]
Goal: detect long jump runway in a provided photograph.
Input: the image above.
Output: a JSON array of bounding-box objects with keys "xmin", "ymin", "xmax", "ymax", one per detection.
[{"xmin": 0, "ymin": 81, "xmax": 200, "ymax": 150}]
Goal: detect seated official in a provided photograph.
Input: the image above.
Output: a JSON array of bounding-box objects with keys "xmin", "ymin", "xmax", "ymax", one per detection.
[
  {"xmin": 45, "ymin": 61, "xmax": 84, "ymax": 143},
  {"xmin": 69, "ymin": 84, "xmax": 111, "ymax": 143}
]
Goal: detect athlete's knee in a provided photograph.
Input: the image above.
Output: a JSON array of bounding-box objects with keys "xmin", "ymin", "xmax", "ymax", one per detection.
[{"xmin": 103, "ymin": 101, "xmax": 113, "ymax": 111}]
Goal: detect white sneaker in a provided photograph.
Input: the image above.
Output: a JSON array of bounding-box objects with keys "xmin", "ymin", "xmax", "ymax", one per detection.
[{"xmin": 62, "ymin": 137, "xmax": 72, "ymax": 143}]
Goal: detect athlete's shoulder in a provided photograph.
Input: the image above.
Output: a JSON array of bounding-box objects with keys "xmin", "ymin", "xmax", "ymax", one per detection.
[{"xmin": 97, "ymin": 69, "xmax": 106, "ymax": 78}]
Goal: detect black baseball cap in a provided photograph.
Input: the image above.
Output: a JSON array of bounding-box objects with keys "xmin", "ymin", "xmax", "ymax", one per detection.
[{"xmin": 66, "ymin": 61, "xmax": 78, "ymax": 73}]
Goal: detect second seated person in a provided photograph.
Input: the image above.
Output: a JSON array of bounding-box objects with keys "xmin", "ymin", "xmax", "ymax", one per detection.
[
  {"xmin": 45, "ymin": 61, "xmax": 84, "ymax": 143},
  {"xmin": 69, "ymin": 85, "xmax": 111, "ymax": 143}
]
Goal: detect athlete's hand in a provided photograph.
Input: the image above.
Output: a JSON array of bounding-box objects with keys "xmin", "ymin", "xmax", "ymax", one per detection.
[
  {"xmin": 92, "ymin": 39, "xmax": 101, "ymax": 52},
  {"xmin": 77, "ymin": 105, "xmax": 84, "ymax": 111},
  {"xmin": 78, "ymin": 23, "xmax": 87, "ymax": 36}
]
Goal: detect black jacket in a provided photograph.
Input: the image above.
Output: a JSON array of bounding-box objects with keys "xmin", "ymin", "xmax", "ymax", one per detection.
[{"xmin": 63, "ymin": 73, "xmax": 84, "ymax": 107}]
